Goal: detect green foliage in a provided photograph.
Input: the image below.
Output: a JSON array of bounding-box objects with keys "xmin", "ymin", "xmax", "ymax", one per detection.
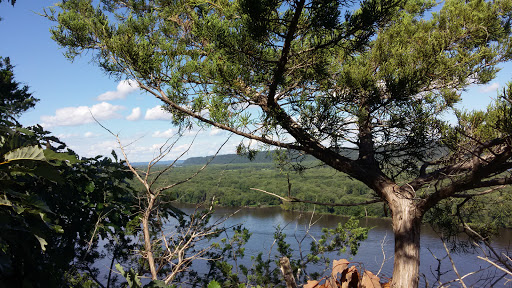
[
  {"xmin": 0, "ymin": 57, "xmax": 38, "ymax": 121},
  {"xmin": 443, "ymin": 83, "xmax": 512, "ymax": 151},
  {"xmin": 46, "ymin": 0, "xmax": 512, "ymax": 180},
  {"xmin": 141, "ymin": 161, "xmax": 382, "ymax": 218},
  {"xmin": 0, "ymin": 122, "xmax": 138, "ymax": 287},
  {"xmin": 46, "ymin": 0, "xmax": 512, "ymax": 285},
  {"xmin": 207, "ymin": 280, "xmax": 222, "ymax": 288},
  {"xmin": 0, "ymin": 60, "xmax": 137, "ymax": 286},
  {"xmin": 311, "ymin": 217, "xmax": 369, "ymax": 257},
  {"xmin": 116, "ymin": 264, "xmax": 143, "ymax": 288},
  {"xmin": 425, "ymin": 187, "xmax": 512, "ymax": 251}
]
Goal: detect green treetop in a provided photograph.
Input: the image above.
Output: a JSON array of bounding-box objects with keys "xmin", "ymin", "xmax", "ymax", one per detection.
[{"xmin": 0, "ymin": 57, "xmax": 38, "ymax": 121}]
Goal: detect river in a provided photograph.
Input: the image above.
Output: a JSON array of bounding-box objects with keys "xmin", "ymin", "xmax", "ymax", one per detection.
[
  {"xmin": 172, "ymin": 204, "xmax": 512, "ymax": 287},
  {"xmin": 96, "ymin": 204, "xmax": 512, "ymax": 287}
]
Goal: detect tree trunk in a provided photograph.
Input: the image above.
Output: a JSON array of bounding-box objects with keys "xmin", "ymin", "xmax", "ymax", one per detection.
[
  {"xmin": 390, "ymin": 197, "xmax": 423, "ymax": 288},
  {"xmin": 142, "ymin": 196, "xmax": 158, "ymax": 280},
  {"xmin": 280, "ymin": 257, "xmax": 297, "ymax": 288}
]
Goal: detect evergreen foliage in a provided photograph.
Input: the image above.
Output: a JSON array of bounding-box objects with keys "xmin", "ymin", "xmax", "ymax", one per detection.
[{"xmin": 0, "ymin": 57, "xmax": 38, "ymax": 121}]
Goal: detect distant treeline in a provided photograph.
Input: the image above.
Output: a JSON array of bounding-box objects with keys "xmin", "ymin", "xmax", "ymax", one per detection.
[
  {"xmin": 181, "ymin": 149, "xmax": 358, "ymax": 166},
  {"xmin": 137, "ymin": 159, "xmax": 386, "ymax": 218}
]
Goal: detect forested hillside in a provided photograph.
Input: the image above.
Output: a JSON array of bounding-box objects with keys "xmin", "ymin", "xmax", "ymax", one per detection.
[
  {"xmin": 133, "ymin": 158, "xmax": 512, "ymax": 228},
  {"xmin": 167, "ymin": 162, "xmax": 383, "ymax": 216}
]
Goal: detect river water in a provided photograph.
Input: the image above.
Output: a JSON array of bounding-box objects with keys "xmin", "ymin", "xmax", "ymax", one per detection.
[{"xmin": 172, "ymin": 204, "xmax": 512, "ymax": 287}]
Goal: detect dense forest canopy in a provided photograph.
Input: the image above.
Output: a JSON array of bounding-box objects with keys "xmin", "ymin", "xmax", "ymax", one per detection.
[{"xmin": 47, "ymin": 0, "xmax": 512, "ymax": 287}]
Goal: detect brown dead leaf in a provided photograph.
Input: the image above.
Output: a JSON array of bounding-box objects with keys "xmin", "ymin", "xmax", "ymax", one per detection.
[
  {"xmin": 341, "ymin": 266, "xmax": 359, "ymax": 288},
  {"xmin": 380, "ymin": 279, "xmax": 391, "ymax": 288},
  {"xmin": 332, "ymin": 259, "xmax": 350, "ymax": 279},
  {"xmin": 304, "ymin": 280, "xmax": 321, "ymax": 288},
  {"xmin": 360, "ymin": 270, "xmax": 381, "ymax": 288}
]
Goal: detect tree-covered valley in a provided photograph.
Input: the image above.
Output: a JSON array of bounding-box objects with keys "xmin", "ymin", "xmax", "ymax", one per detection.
[{"xmin": 135, "ymin": 153, "xmax": 512, "ymax": 228}]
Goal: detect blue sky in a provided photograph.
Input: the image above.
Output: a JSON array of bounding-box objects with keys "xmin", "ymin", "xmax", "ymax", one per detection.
[
  {"xmin": 0, "ymin": 0, "xmax": 239, "ymax": 162},
  {"xmin": 0, "ymin": 1, "xmax": 511, "ymax": 162}
]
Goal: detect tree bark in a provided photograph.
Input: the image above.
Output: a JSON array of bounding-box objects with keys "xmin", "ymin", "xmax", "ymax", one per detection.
[
  {"xmin": 280, "ymin": 257, "xmax": 297, "ymax": 288},
  {"xmin": 142, "ymin": 196, "xmax": 158, "ymax": 280},
  {"xmin": 389, "ymin": 197, "xmax": 423, "ymax": 288}
]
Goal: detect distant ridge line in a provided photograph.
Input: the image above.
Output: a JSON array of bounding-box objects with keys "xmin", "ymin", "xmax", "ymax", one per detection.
[{"xmin": 130, "ymin": 148, "xmax": 360, "ymax": 166}]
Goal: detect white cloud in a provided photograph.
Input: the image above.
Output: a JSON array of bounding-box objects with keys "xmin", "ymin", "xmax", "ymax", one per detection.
[
  {"xmin": 41, "ymin": 102, "xmax": 124, "ymax": 127},
  {"xmin": 97, "ymin": 80, "xmax": 139, "ymax": 101},
  {"xmin": 145, "ymin": 106, "xmax": 173, "ymax": 120},
  {"xmin": 84, "ymin": 131, "xmax": 98, "ymax": 138},
  {"xmin": 85, "ymin": 140, "xmax": 119, "ymax": 157},
  {"xmin": 479, "ymin": 82, "xmax": 500, "ymax": 93},
  {"xmin": 126, "ymin": 107, "xmax": 142, "ymax": 121},
  {"xmin": 56, "ymin": 133, "xmax": 79, "ymax": 139},
  {"xmin": 173, "ymin": 143, "xmax": 192, "ymax": 154},
  {"xmin": 152, "ymin": 129, "xmax": 176, "ymax": 138},
  {"xmin": 209, "ymin": 127, "xmax": 224, "ymax": 136},
  {"xmin": 119, "ymin": 142, "xmax": 191, "ymax": 162}
]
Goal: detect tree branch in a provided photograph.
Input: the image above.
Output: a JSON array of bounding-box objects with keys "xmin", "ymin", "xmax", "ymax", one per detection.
[
  {"xmin": 139, "ymin": 82, "xmax": 302, "ymax": 150},
  {"xmin": 267, "ymin": 0, "xmax": 306, "ymax": 105}
]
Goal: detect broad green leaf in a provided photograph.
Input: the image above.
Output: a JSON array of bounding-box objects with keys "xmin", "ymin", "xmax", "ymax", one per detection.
[
  {"xmin": 115, "ymin": 263, "xmax": 125, "ymax": 275},
  {"xmin": 0, "ymin": 197, "xmax": 12, "ymax": 207},
  {"xmin": 32, "ymin": 165, "xmax": 64, "ymax": 184},
  {"xmin": 34, "ymin": 234, "xmax": 47, "ymax": 252},
  {"xmin": 116, "ymin": 263, "xmax": 142, "ymax": 288},
  {"xmin": 207, "ymin": 281, "xmax": 221, "ymax": 288},
  {"xmin": 43, "ymin": 149, "xmax": 80, "ymax": 164},
  {"xmin": 27, "ymin": 198, "xmax": 52, "ymax": 214},
  {"xmin": 13, "ymin": 205, "xmax": 25, "ymax": 214},
  {"xmin": 52, "ymin": 224, "xmax": 64, "ymax": 234},
  {"xmin": 85, "ymin": 182, "xmax": 95, "ymax": 193},
  {"xmin": 3, "ymin": 145, "xmax": 45, "ymax": 162},
  {"xmin": 144, "ymin": 280, "xmax": 168, "ymax": 287},
  {"xmin": 15, "ymin": 127, "xmax": 35, "ymax": 136}
]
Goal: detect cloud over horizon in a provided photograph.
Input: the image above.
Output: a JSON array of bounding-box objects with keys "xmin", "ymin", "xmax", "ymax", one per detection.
[
  {"xmin": 97, "ymin": 80, "xmax": 139, "ymax": 101},
  {"xmin": 41, "ymin": 102, "xmax": 124, "ymax": 127}
]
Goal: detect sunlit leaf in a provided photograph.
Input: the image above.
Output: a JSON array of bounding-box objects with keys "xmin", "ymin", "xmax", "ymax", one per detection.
[
  {"xmin": 4, "ymin": 145, "xmax": 45, "ymax": 162},
  {"xmin": 207, "ymin": 281, "xmax": 221, "ymax": 288},
  {"xmin": 85, "ymin": 182, "xmax": 95, "ymax": 193},
  {"xmin": 360, "ymin": 270, "xmax": 381, "ymax": 288},
  {"xmin": 304, "ymin": 280, "xmax": 319, "ymax": 288},
  {"xmin": 34, "ymin": 234, "xmax": 47, "ymax": 252},
  {"xmin": 0, "ymin": 197, "xmax": 12, "ymax": 207},
  {"xmin": 332, "ymin": 258, "xmax": 349, "ymax": 279},
  {"xmin": 43, "ymin": 149, "xmax": 80, "ymax": 164}
]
